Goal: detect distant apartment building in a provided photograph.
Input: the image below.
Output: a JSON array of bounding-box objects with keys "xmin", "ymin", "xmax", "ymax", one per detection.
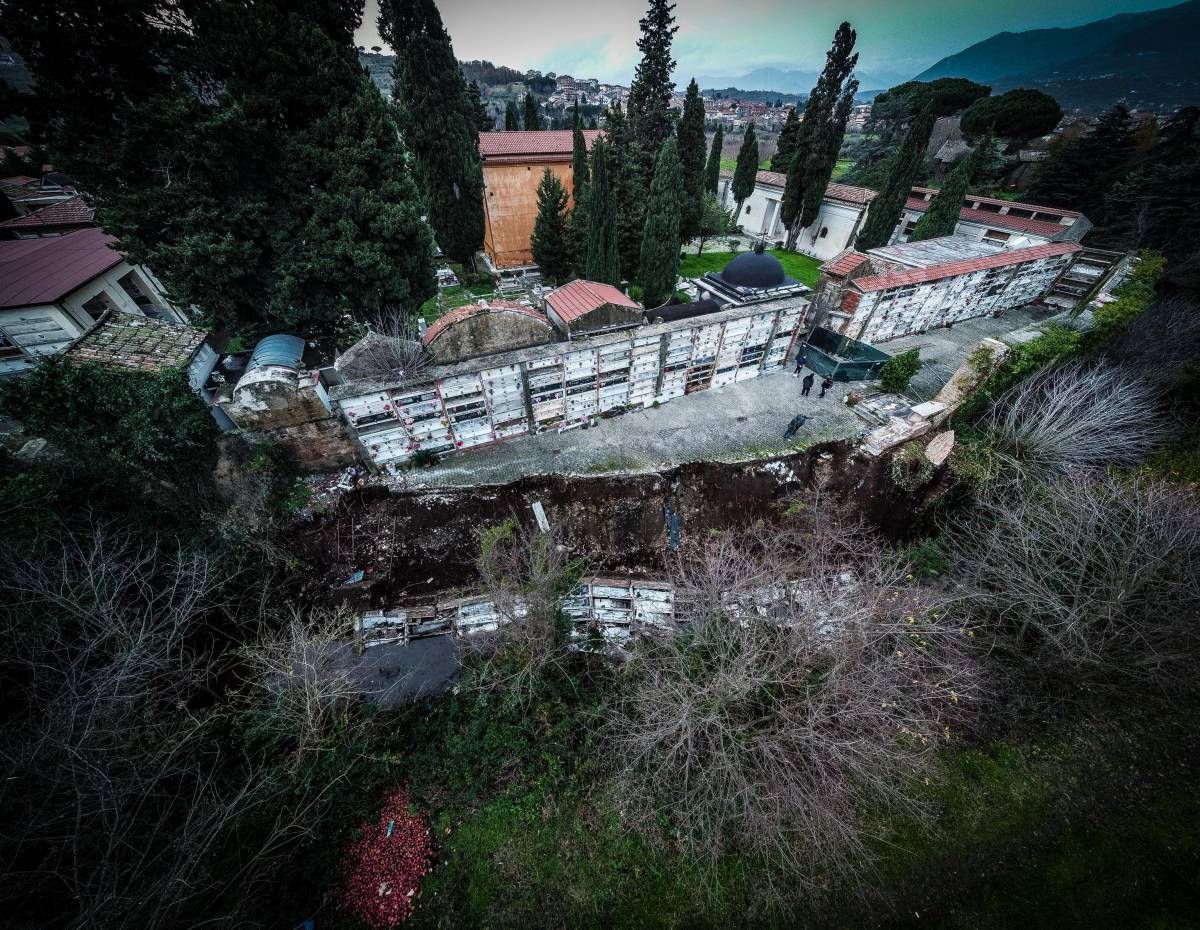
[
  {"xmin": 717, "ymin": 169, "xmax": 878, "ymax": 261},
  {"xmin": 0, "ymin": 227, "xmax": 187, "ymax": 374},
  {"xmin": 478, "ymin": 129, "xmax": 602, "ymax": 269}
]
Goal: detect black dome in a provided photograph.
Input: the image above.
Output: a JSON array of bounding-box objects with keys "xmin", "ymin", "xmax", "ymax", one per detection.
[{"xmin": 716, "ymin": 250, "xmax": 794, "ymax": 290}]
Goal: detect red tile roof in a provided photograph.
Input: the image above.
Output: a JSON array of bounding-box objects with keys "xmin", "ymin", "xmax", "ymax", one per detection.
[
  {"xmin": 904, "ymin": 196, "xmax": 1073, "ymax": 238},
  {"xmin": 545, "ymin": 279, "xmax": 640, "ymax": 323},
  {"xmin": 422, "ymin": 300, "xmax": 552, "ymax": 346},
  {"xmin": 0, "ymin": 196, "xmax": 95, "ymax": 231},
  {"xmin": 822, "ymin": 250, "xmax": 869, "ymax": 277},
  {"xmin": 911, "ymin": 186, "xmax": 1080, "ymax": 219},
  {"xmin": 851, "ymin": 241, "xmax": 1080, "ymax": 293},
  {"xmin": 478, "ymin": 130, "xmax": 602, "ymax": 159},
  {"xmin": 718, "ymin": 168, "xmax": 876, "ymax": 205},
  {"xmin": 0, "ymin": 227, "xmax": 124, "ymax": 309}
]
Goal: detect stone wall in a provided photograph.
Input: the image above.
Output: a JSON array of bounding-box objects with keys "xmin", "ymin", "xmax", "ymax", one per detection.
[{"xmin": 425, "ymin": 309, "xmax": 555, "ymax": 363}]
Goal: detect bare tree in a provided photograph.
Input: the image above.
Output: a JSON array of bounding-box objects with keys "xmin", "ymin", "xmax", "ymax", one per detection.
[
  {"xmin": 337, "ymin": 311, "xmax": 430, "ymax": 385},
  {"xmin": 943, "ymin": 473, "xmax": 1200, "ymax": 687},
  {"xmin": 980, "ymin": 361, "xmax": 1164, "ymax": 480},
  {"xmin": 469, "ymin": 518, "xmax": 580, "ymax": 696},
  {"xmin": 0, "ymin": 524, "xmax": 357, "ymax": 929},
  {"xmin": 1100, "ymin": 295, "xmax": 1200, "ymax": 389},
  {"xmin": 606, "ymin": 516, "xmax": 984, "ymax": 898},
  {"xmin": 240, "ymin": 605, "xmax": 366, "ymax": 760}
]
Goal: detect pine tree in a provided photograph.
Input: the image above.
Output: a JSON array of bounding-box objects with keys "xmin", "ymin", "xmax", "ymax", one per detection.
[
  {"xmin": 5, "ymin": 0, "xmax": 436, "ymax": 332},
  {"xmin": 705, "ymin": 125, "xmax": 724, "ymax": 194},
  {"xmin": 855, "ymin": 102, "xmax": 936, "ymax": 251},
  {"xmin": 676, "ymin": 78, "xmax": 707, "ymax": 241},
  {"xmin": 780, "ymin": 22, "xmax": 858, "ymax": 248},
  {"xmin": 1029, "ymin": 105, "xmax": 1138, "ymax": 218},
  {"xmin": 524, "ymin": 92, "xmax": 542, "ymax": 130},
  {"xmin": 585, "ymin": 137, "xmax": 620, "ymax": 285},
  {"xmin": 466, "ymin": 80, "xmax": 492, "ymax": 131},
  {"xmin": 639, "ymin": 137, "xmax": 684, "ymax": 308},
  {"xmin": 731, "ymin": 122, "xmax": 759, "ymax": 218},
  {"xmin": 530, "ymin": 168, "xmax": 573, "ymax": 283},
  {"xmin": 385, "ymin": 0, "xmax": 485, "ymax": 267},
  {"xmin": 505, "ymin": 99, "xmax": 519, "ymax": 130},
  {"xmin": 627, "ymin": 0, "xmax": 678, "ymax": 155},
  {"xmin": 770, "ymin": 107, "xmax": 800, "ymax": 172},
  {"xmin": 908, "ymin": 147, "xmax": 978, "ymax": 241}
]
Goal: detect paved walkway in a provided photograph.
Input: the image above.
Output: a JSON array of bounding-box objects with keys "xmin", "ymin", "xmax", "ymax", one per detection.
[{"xmin": 395, "ymin": 304, "xmax": 1063, "ymax": 489}]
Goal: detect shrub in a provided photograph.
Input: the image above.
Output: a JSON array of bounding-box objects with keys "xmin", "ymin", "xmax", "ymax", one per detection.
[
  {"xmin": 978, "ymin": 362, "xmax": 1163, "ymax": 480},
  {"xmin": 0, "ymin": 358, "xmax": 216, "ymax": 488},
  {"xmin": 960, "ymin": 89, "xmax": 1062, "ymax": 142},
  {"xmin": 943, "ymin": 473, "xmax": 1200, "ymax": 689},
  {"xmin": 880, "ymin": 347, "xmax": 923, "ymax": 394}
]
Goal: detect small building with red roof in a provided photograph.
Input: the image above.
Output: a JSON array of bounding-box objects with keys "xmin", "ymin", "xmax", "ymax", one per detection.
[
  {"xmin": 478, "ymin": 130, "xmax": 602, "ymax": 270},
  {"xmin": 543, "ymin": 279, "xmax": 641, "ymax": 339},
  {"xmin": 422, "ymin": 299, "xmax": 555, "ymax": 363},
  {"xmin": 0, "ymin": 227, "xmax": 187, "ymax": 375}
]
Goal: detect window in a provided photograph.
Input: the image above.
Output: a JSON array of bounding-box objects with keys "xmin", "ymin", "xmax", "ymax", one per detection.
[
  {"xmin": 81, "ymin": 293, "xmax": 113, "ymax": 321},
  {"xmin": 902, "ymin": 221, "xmax": 917, "ymax": 237},
  {"xmin": 983, "ymin": 229, "xmax": 1011, "ymax": 245},
  {"xmin": 819, "ymin": 227, "xmax": 829, "ymax": 238},
  {"xmin": 744, "ymin": 205, "xmax": 752, "ymax": 214}
]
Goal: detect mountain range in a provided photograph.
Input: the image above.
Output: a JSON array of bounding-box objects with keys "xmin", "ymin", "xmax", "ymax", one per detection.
[
  {"xmin": 914, "ymin": 0, "xmax": 1200, "ymax": 111},
  {"xmin": 694, "ymin": 65, "xmax": 909, "ymax": 98}
]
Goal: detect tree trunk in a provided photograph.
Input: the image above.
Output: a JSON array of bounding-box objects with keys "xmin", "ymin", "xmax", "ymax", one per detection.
[{"xmin": 784, "ymin": 217, "xmax": 801, "ymax": 251}]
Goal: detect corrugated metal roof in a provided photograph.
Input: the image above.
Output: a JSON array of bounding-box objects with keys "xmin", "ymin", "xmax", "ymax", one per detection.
[
  {"xmin": 545, "ymin": 279, "xmax": 640, "ymax": 324},
  {"xmin": 247, "ymin": 334, "xmax": 305, "ymax": 371},
  {"xmin": 422, "ymin": 300, "xmax": 551, "ymax": 346},
  {"xmin": 851, "ymin": 241, "xmax": 1080, "ymax": 293},
  {"xmin": 478, "ymin": 130, "xmax": 602, "ymax": 159},
  {"xmin": 0, "ymin": 227, "xmax": 123, "ymax": 308}
]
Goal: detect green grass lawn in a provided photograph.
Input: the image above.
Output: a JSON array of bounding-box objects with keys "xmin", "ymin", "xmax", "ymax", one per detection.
[
  {"xmin": 718, "ymin": 157, "xmax": 773, "ymax": 171},
  {"xmin": 832, "ymin": 156, "xmax": 854, "ymax": 180},
  {"xmin": 679, "ymin": 249, "xmax": 823, "ymax": 287}
]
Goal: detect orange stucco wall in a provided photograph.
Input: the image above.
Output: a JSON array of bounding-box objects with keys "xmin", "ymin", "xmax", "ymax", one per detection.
[{"xmin": 482, "ymin": 159, "xmax": 577, "ymax": 269}]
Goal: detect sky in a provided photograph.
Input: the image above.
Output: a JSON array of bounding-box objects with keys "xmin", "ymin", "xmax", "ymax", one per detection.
[{"xmin": 355, "ymin": 0, "xmax": 1183, "ymax": 89}]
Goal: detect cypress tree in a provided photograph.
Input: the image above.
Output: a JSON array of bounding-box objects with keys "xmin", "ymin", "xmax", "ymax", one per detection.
[
  {"xmin": 605, "ymin": 103, "xmax": 648, "ymax": 282},
  {"xmin": 572, "ymin": 102, "xmax": 589, "ymax": 203},
  {"xmin": 505, "ymin": 99, "xmax": 519, "ymax": 130},
  {"xmin": 909, "ymin": 147, "xmax": 979, "ymax": 241},
  {"xmin": 770, "ymin": 107, "xmax": 800, "ymax": 172},
  {"xmin": 781, "ymin": 22, "xmax": 858, "ymax": 248},
  {"xmin": 731, "ymin": 122, "xmax": 759, "ymax": 218},
  {"xmin": 530, "ymin": 168, "xmax": 573, "ymax": 283},
  {"xmin": 466, "ymin": 80, "xmax": 492, "ymax": 131},
  {"xmin": 384, "ymin": 0, "xmax": 485, "ymax": 267},
  {"xmin": 524, "ymin": 92, "xmax": 542, "ymax": 130},
  {"xmin": 585, "ymin": 137, "xmax": 620, "ymax": 285},
  {"xmin": 627, "ymin": 0, "xmax": 678, "ymax": 155},
  {"xmin": 676, "ymin": 78, "xmax": 707, "ymax": 241},
  {"xmin": 855, "ymin": 102, "xmax": 936, "ymax": 251},
  {"xmin": 705, "ymin": 125, "xmax": 724, "ymax": 194},
  {"xmin": 639, "ymin": 137, "xmax": 684, "ymax": 308}
]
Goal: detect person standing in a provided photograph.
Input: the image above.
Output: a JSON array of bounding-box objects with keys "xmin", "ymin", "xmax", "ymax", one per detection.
[
  {"xmin": 793, "ymin": 352, "xmax": 807, "ymax": 376},
  {"xmin": 819, "ymin": 376, "xmax": 834, "ymax": 398},
  {"xmin": 801, "ymin": 372, "xmax": 815, "ymax": 396}
]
